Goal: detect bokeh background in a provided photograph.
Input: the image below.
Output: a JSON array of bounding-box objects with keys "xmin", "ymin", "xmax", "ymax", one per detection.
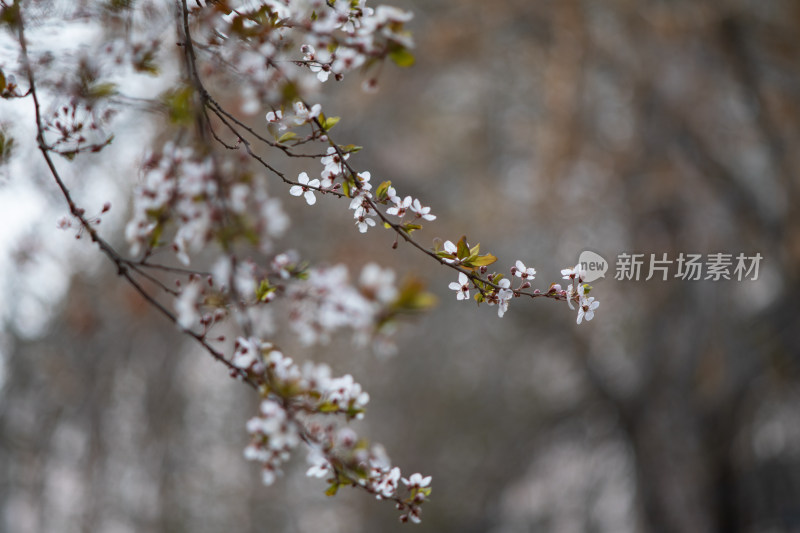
[{"xmin": 2, "ymin": 1, "xmax": 800, "ymax": 532}]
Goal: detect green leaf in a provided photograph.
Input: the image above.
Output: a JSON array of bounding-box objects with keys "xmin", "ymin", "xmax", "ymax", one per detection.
[
  {"xmin": 88, "ymin": 82, "xmax": 118, "ymax": 99},
  {"xmin": 388, "ymin": 47, "xmax": 415, "ymax": 68},
  {"xmin": 256, "ymin": 280, "xmax": 276, "ymax": 302},
  {"xmin": 464, "ymin": 253, "xmax": 497, "ymax": 267},
  {"xmin": 325, "ymin": 482, "xmax": 340, "ymax": 497},
  {"xmin": 281, "ymin": 82, "xmax": 299, "ymax": 103},
  {"xmin": 0, "ymin": 129, "xmax": 13, "ymax": 165},
  {"xmin": 317, "ymin": 402, "xmax": 341, "ymax": 413},
  {"xmin": 161, "ymin": 85, "xmax": 195, "ymax": 125},
  {"xmin": 133, "ymin": 51, "xmax": 159, "ymax": 76},
  {"xmin": 375, "ymin": 180, "xmax": 392, "ymax": 200},
  {"xmin": 106, "ymin": 0, "xmax": 134, "ymax": 12},
  {"xmin": 322, "ymin": 116, "xmax": 340, "ymax": 130},
  {"xmin": 392, "ymin": 278, "xmax": 437, "ymax": 312},
  {"xmin": 0, "ymin": 3, "xmax": 20, "ymax": 27},
  {"xmin": 456, "ymin": 236, "xmax": 470, "ymax": 259},
  {"xmin": 0, "ymin": 69, "xmax": 6, "ymax": 93},
  {"xmin": 341, "ymin": 144, "xmax": 362, "ymax": 153},
  {"xmin": 402, "ymin": 222, "xmax": 422, "ymax": 233},
  {"xmin": 277, "ymin": 131, "xmax": 297, "ymax": 143},
  {"xmin": 148, "ymin": 222, "xmax": 164, "ymax": 248}
]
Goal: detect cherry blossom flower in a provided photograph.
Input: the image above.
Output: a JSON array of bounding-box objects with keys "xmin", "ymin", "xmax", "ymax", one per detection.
[
  {"xmin": 448, "ymin": 272, "xmax": 470, "ymax": 301},
  {"xmin": 290, "ymin": 172, "xmax": 321, "ymax": 205},
  {"xmin": 410, "ymin": 198, "xmax": 436, "ymax": 221},
  {"xmin": 561, "ymin": 263, "xmax": 585, "ymax": 282},
  {"xmin": 306, "ymin": 448, "xmax": 332, "ymax": 479},
  {"xmin": 355, "ymin": 171, "xmax": 372, "ymax": 191},
  {"xmin": 441, "ymin": 240, "xmax": 459, "ymax": 264},
  {"xmin": 290, "ymin": 101, "xmax": 322, "ymax": 125},
  {"xmin": 577, "ymin": 296, "xmax": 600, "ymax": 324},
  {"xmin": 386, "ymin": 185, "xmax": 400, "ymax": 203},
  {"xmin": 496, "ymin": 278, "xmax": 514, "ymax": 318},
  {"xmin": 320, "ymin": 146, "xmax": 349, "ymax": 176},
  {"xmin": 301, "ymin": 43, "xmax": 333, "ymax": 82},
  {"xmin": 272, "ymin": 252, "xmax": 296, "ymax": 279},
  {"xmin": 355, "ymin": 208, "xmax": 376, "ymax": 233},
  {"xmin": 56, "ymin": 215, "xmax": 73, "ymax": 229},
  {"xmin": 405, "ymin": 509, "xmax": 422, "ymax": 524},
  {"xmin": 359, "ymin": 263, "xmax": 398, "ymax": 303},
  {"xmin": 374, "ymin": 466, "xmax": 401, "ymax": 499},
  {"xmin": 320, "ymin": 168, "xmax": 337, "ymax": 188},
  {"xmin": 402, "ymin": 473, "xmax": 432, "ymax": 489},
  {"xmin": 387, "ymin": 195, "xmax": 412, "ymax": 217},
  {"xmin": 512, "ymin": 260, "xmax": 536, "ymax": 280},
  {"xmin": 175, "ymin": 279, "xmax": 202, "ymax": 330},
  {"xmin": 331, "ymin": 47, "xmax": 365, "ymax": 73},
  {"xmin": 265, "ymin": 109, "xmax": 286, "ymax": 131},
  {"xmin": 232, "ymin": 337, "xmax": 263, "ymax": 371},
  {"xmin": 566, "ymin": 283, "xmax": 582, "ymax": 310},
  {"xmin": 349, "ymin": 190, "xmax": 372, "ymax": 213}
]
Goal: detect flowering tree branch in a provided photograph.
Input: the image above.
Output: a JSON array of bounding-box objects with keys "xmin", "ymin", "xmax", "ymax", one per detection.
[{"xmin": 3, "ymin": 0, "xmax": 602, "ymax": 525}]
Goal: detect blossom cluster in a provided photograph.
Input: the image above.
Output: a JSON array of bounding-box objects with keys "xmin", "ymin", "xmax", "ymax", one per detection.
[
  {"xmin": 560, "ymin": 264, "xmax": 600, "ymax": 324},
  {"xmin": 445, "ymin": 243, "xmax": 601, "ymax": 324},
  {"xmin": 125, "ymin": 144, "xmax": 287, "ymax": 265},
  {"xmin": 306, "ymin": 438, "xmax": 432, "ymax": 524},
  {"xmin": 193, "ymin": 0, "xmax": 415, "ymax": 114},
  {"xmin": 286, "ymin": 263, "xmax": 398, "ymax": 346},
  {"xmin": 234, "ymin": 337, "xmax": 431, "ymax": 522},
  {"xmin": 288, "ymin": 142, "xmax": 437, "ymax": 237}
]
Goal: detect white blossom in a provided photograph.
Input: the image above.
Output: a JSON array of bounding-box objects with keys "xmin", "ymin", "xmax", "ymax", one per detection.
[
  {"xmin": 410, "ymin": 198, "xmax": 436, "ymax": 221},
  {"xmin": 386, "ymin": 195, "xmax": 412, "ymax": 217},
  {"xmin": 577, "ymin": 296, "xmax": 600, "ymax": 324},
  {"xmin": 402, "ymin": 472, "xmax": 432, "ymax": 489},
  {"xmin": 290, "ymin": 172, "xmax": 321, "ymax": 205},
  {"xmin": 175, "ymin": 279, "xmax": 202, "ymax": 330},
  {"xmin": 512, "ymin": 260, "xmax": 536, "ymax": 280},
  {"xmin": 448, "ymin": 272, "xmax": 470, "ymax": 301},
  {"xmin": 496, "ymin": 278, "xmax": 514, "ymax": 318},
  {"xmin": 442, "ymin": 240, "xmax": 459, "ymax": 264},
  {"xmin": 561, "ymin": 263, "xmax": 585, "ymax": 282}
]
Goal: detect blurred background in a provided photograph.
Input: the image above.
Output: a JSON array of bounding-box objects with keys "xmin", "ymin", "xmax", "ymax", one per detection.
[{"xmin": 2, "ymin": 1, "xmax": 800, "ymax": 532}]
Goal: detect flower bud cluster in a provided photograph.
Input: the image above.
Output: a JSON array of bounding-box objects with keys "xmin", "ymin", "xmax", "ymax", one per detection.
[{"xmin": 44, "ymin": 102, "xmax": 115, "ymax": 156}]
